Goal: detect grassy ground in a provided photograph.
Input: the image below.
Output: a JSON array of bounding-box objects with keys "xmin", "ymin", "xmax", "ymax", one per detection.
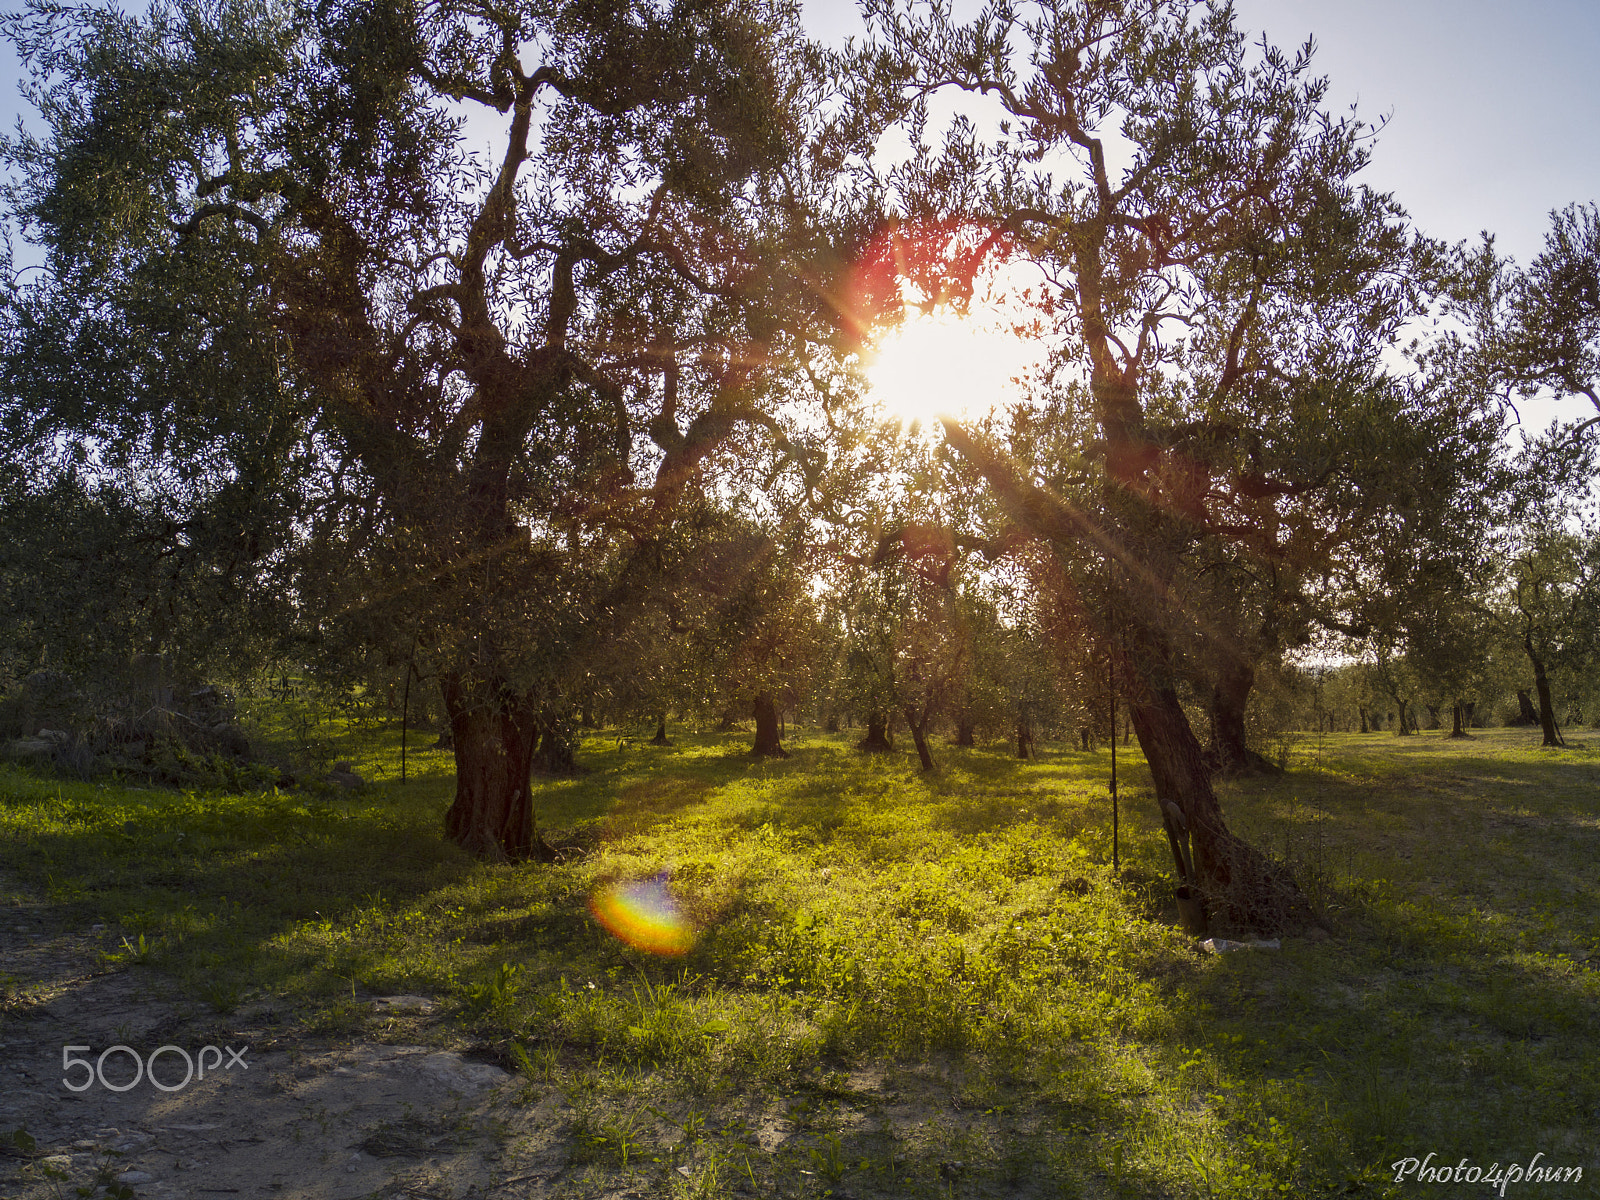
[{"xmin": 1, "ymin": 722, "xmax": 1597, "ymax": 1198}]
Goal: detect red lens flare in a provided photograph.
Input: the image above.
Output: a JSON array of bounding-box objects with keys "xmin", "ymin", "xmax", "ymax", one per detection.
[{"xmin": 845, "ymin": 217, "xmax": 1014, "ymax": 337}]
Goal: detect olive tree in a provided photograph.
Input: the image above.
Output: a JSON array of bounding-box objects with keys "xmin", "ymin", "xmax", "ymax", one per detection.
[
  {"xmin": 858, "ymin": 0, "xmax": 1442, "ymax": 928},
  {"xmin": 1502, "ymin": 526, "xmax": 1600, "ymax": 746},
  {"xmin": 2, "ymin": 0, "xmax": 856, "ymax": 858},
  {"xmin": 1451, "ymin": 203, "xmax": 1600, "ymax": 446}
]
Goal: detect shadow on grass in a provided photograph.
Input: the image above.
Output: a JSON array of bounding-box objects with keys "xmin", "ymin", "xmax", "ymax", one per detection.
[{"xmin": 1182, "ymin": 730, "xmax": 1600, "ymax": 1184}]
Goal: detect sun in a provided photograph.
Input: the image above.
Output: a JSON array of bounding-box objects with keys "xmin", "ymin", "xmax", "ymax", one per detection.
[
  {"xmin": 849, "ymin": 217, "xmax": 1053, "ymax": 425},
  {"xmin": 864, "ymin": 290, "xmax": 1048, "ymax": 426}
]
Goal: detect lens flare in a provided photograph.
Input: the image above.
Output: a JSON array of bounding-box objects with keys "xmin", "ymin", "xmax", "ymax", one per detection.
[{"xmin": 588, "ymin": 872, "xmax": 696, "ymax": 956}]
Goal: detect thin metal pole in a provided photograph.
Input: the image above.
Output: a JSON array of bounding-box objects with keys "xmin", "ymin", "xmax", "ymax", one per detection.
[
  {"xmin": 401, "ymin": 663, "xmax": 411, "ymax": 784},
  {"xmin": 1111, "ymin": 680, "xmax": 1119, "ymax": 874},
  {"xmin": 400, "ymin": 631, "xmax": 418, "ymax": 784},
  {"xmin": 1109, "ymin": 561, "xmax": 1118, "ymax": 876}
]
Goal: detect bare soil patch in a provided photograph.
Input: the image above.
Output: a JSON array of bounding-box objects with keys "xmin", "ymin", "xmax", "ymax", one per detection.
[{"xmin": 0, "ymin": 873, "xmax": 567, "ymax": 1200}]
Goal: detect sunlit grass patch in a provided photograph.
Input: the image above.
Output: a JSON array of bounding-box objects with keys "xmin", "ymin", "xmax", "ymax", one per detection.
[{"xmin": 4, "ymin": 724, "xmax": 1599, "ymax": 1195}]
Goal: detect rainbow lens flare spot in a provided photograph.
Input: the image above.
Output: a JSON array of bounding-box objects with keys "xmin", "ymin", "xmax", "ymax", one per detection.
[{"xmin": 589, "ymin": 873, "xmax": 695, "ymax": 956}]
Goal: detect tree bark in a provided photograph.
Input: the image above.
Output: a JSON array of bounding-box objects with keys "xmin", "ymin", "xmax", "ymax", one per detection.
[
  {"xmin": 651, "ymin": 714, "xmax": 670, "ymax": 745},
  {"xmin": 1391, "ymin": 700, "xmax": 1412, "ymax": 735},
  {"xmin": 1526, "ymin": 638, "xmax": 1565, "ymax": 747},
  {"xmin": 441, "ymin": 672, "xmax": 549, "ymax": 861},
  {"xmin": 903, "ymin": 704, "xmax": 935, "ymax": 771},
  {"xmin": 1358, "ymin": 705, "xmax": 1369, "ymax": 734},
  {"xmin": 1127, "ymin": 675, "xmax": 1309, "ymax": 933},
  {"xmin": 955, "ymin": 717, "xmax": 976, "ymax": 747},
  {"xmin": 1207, "ymin": 657, "xmax": 1280, "ymax": 776},
  {"xmin": 1449, "ymin": 703, "xmax": 1469, "ymax": 738},
  {"xmin": 1015, "ymin": 719, "xmax": 1034, "ymax": 759},
  {"xmin": 856, "ymin": 711, "xmax": 893, "ymax": 752},
  {"xmin": 751, "ymin": 692, "xmax": 787, "ymax": 757},
  {"xmin": 1515, "ymin": 689, "xmax": 1540, "ymax": 726},
  {"xmin": 824, "ymin": 713, "xmax": 840, "ymax": 733}
]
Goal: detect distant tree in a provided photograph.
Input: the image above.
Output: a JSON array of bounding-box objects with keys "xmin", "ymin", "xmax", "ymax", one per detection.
[
  {"xmin": 686, "ymin": 514, "xmax": 818, "ymax": 759},
  {"xmin": 890, "ymin": 549, "xmax": 966, "ymax": 772},
  {"xmin": 808, "ymin": 590, "xmax": 852, "ymax": 734},
  {"xmin": 833, "ymin": 518, "xmax": 969, "ymax": 771},
  {"xmin": 994, "ymin": 618, "xmax": 1064, "ymax": 760},
  {"xmin": 1367, "ymin": 643, "xmax": 1421, "ymax": 736},
  {"xmin": 1502, "ymin": 527, "xmax": 1600, "ymax": 746},
  {"xmin": 947, "ymin": 585, "xmax": 1010, "ymax": 747},
  {"xmin": 1315, "ymin": 664, "xmax": 1370, "ymax": 734},
  {"xmin": 1407, "ymin": 591, "xmax": 1495, "ymax": 739},
  {"xmin": 838, "ymin": 564, "xmax": 900, "ymax": 754}
]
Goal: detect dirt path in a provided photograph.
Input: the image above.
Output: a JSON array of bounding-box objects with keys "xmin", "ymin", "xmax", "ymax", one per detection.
[{"xmin": 0, "ymin": 877, "xmax": 578, "ymax": 1200}]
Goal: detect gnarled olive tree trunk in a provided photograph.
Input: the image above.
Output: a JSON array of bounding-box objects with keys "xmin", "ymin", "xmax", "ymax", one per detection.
[
  {"xmin": 1526, "ymin": 638, "xmax": 1565, "ymax": 747},
  {"xmin": 440, "ymin": 671, "xmax": 544, "ymax": 861},
  {"xmin": 1207, "ymin": 656, "xmax": 1280, "ymax": 777},
  {"xmin": 856, "ymin": 711, "xmax": 893, "ymax": 751},
  {"xmin": 751, "ymin": 692, "xmax": 787, "ymax": 757},
  {"xmin": 1015, "ymin": 719, "xmax": 1034, "ymax": 759},
  {"xmin": 1119, "ymin": 624, "xmax": 1310, "ymax": 934},
  {"xmin": 903, "ymin": 703, "xmax": 935, "ymax": 771},
  {"xmin": 1514, "ymin": 689, "xmax": 1540, "ymax": 726}
]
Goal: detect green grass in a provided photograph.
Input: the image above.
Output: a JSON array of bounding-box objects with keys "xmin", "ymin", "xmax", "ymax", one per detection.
[{"xmin": 2, "ymin": 724, "xmax": 1597, "ymax": 1197}]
